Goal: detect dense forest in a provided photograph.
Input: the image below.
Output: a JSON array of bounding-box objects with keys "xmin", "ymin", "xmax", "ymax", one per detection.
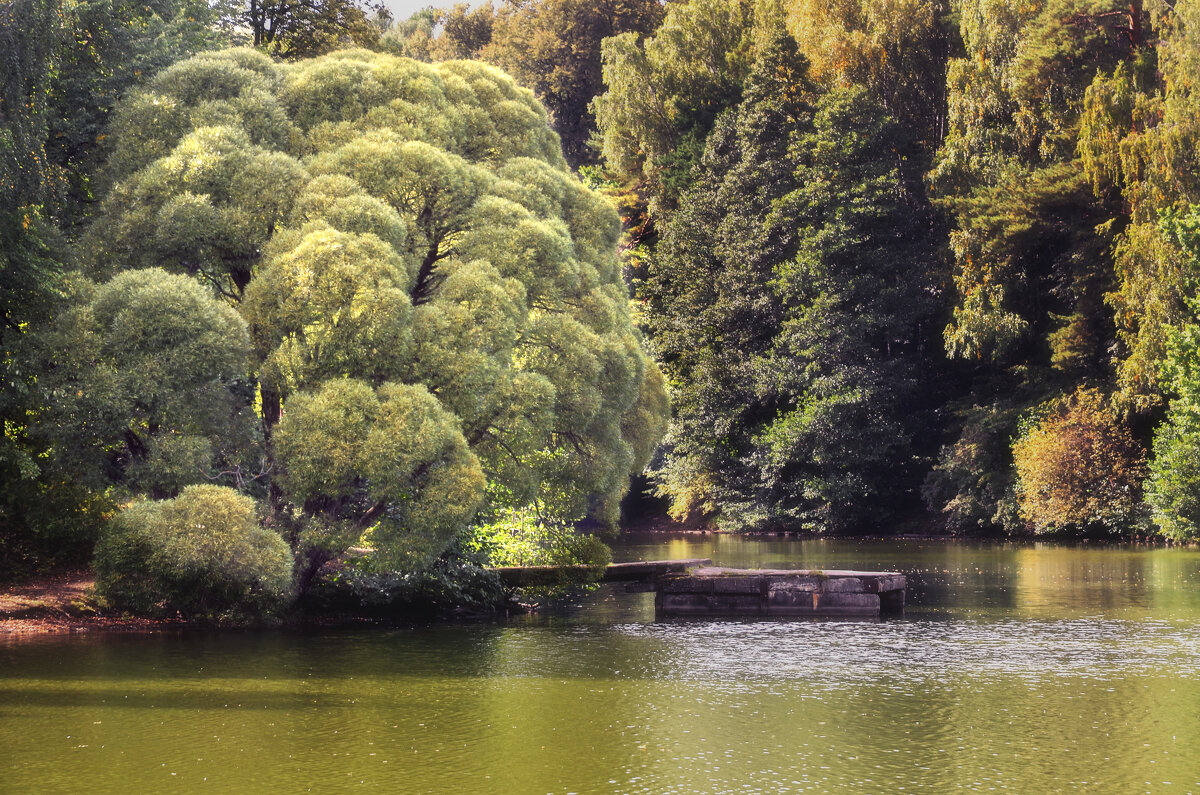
[{"xmin": 2, "ymin": 0, "xmax": 1199, "ymax": 617}]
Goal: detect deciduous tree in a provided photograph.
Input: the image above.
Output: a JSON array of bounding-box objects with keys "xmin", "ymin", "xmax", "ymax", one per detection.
[{"xmin": 77, "ymin": 48, "xmax": 667, "ymax": 589}]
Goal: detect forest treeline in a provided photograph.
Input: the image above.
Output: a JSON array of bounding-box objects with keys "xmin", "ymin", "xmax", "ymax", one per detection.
[
  {"xmin": 397, "ymin": 0, "xmax": 1200, "ymax": 541},
  {"xmin": 2, "ymin": 0, "xmax": 1200, "ymax": 615}
]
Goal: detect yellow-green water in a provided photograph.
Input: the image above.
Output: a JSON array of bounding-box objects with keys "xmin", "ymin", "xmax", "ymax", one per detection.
[{"xmin": 3, "ymin": 536, "xmax": 1200, "ymax": 792}]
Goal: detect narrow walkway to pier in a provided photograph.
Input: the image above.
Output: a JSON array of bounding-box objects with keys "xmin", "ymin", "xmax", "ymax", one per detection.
[{"xmin": 491, "ymin": 558, "xmax": 713, "ymax": 588}]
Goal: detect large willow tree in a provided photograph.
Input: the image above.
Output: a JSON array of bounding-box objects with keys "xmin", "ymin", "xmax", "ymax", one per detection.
[{"xmin": 66, "ymin": 48, "xmax": 666, "ymax": 585}]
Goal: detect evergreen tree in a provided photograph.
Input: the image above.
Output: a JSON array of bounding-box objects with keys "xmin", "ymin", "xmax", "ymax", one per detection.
[
  {"xmin": 641, "ymin": 29, "xmax": 814, "ymax": 524},
  {"xmin": 644, "ymin": 31, "xmax": 938, "ymax": 531},
  {"xmin": 758, "ymin": 86, "xmax": 938, "ymax": 531}
]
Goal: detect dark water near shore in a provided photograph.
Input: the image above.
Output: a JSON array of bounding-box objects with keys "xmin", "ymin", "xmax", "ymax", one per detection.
[{"xmin": 3, "ymin": 536, "xmax": 1200, "ymax": 792}]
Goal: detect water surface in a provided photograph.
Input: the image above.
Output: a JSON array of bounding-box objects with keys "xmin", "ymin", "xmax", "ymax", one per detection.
[{"xmin": 3, "ymin": 536, "xmax": 1199, "ymax": 792}]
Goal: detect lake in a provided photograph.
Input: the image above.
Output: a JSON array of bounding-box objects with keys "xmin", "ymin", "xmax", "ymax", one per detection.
[{"xmin": 3, "ymin": 535, "xmax": 1200, "ymax": 792}]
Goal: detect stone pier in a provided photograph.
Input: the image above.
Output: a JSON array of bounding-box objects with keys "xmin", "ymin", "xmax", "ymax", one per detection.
[
  {"xmin": 655, "ymin": 567, "xmax": 906, "ymax": 618},
  {"xmin": 492, "ymin": 560, "xmax": 907, "ymax": 618}
]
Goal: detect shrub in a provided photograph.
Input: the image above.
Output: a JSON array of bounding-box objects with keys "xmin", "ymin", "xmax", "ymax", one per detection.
[
  {"xmin": 922, "ymin": 401, "xmax": 1025, "ymax": 535},
  {"xmin": 470, "ymin": 507, "xmax": 612, "ymax": 570},
  {"xmin": 315, "ymin": 532, "xmax": 509, "ymax": 615},
  {"xmin": 464, "ymin": 506, "xmax": 613, "ymax": 598},
  {"xmin": 94, "ymin": 485, "xmax": 293, "ymax": 619},
  {"xmin": 1147, "ymin": 207, "xmax": 1200, "ymax": 541},
  {"xmin": 1147, "ymin": 424, "xmax": 1200, "ymax": 541},
  {"xmin": 1011, "ymin": 388, "xmax": 1148, "ymax": 534}
]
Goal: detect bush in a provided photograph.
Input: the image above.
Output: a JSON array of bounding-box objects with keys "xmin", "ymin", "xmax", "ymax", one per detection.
[
  {"xmin": 1011, "ymin": 389, "xmax": 1147, "ymax": 534},
  {"xmin": 1147, "ymin": 424, "xmax": 1200, "ymax": 541},
  {"xmin": 922, "ymin": 401, "xmax": 1025, "ymax": 535},
  {"xmin": 94, "ymin": 485, "xmax": 293, "ymax": 620},
  {"xmin": 312, "ymin": 532, "xmax": 509, "ymax": 616},
  {"xmin": 469, "ymin": 507, "xmax": 613, "ymax": 570},
  {"xmin": 1148, "ymin": 207, "xmax": 1200, "ymax": 541},
  {"xmin": 464, "ymin": 506, "xmax": 613, "ymax": 598}
]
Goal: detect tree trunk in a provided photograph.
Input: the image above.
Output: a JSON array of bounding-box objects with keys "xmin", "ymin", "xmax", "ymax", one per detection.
[{"xmin": 261, "ymin": 382, "xmax": 284, "ymax": 513}]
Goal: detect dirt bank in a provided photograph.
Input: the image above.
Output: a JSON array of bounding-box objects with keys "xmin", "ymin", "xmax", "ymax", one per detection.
[{"xmin": 0, "ymin": 569, "xmax": 188, "ymax": 636}]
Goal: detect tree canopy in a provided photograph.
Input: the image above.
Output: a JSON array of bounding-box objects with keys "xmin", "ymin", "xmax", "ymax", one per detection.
[
  {"xmin": 383, "ymin": 0, "xmax": 665, "ymax": 168},
  {"xmin": 67, "ymin": 47, "xmax": 666, "ymax": 585}
]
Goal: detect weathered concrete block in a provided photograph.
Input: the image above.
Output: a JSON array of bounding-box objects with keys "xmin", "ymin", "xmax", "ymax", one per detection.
[
  {"xmin": 767, "ymin": 588, "xmax": 818, "ymax": 612},
  {"xmin": 812, "ymin": 592, "xmax": 879, "ymax": 615},
  {"xmin": 766, "ymin": 575, "xmax": 823, "ymax": 592},
  {"xmin": 820, "ymin": 577, "xmax": 865, "ymax": 593},
  {"xmin": 659, "ymin": 593, "xmax": 763, "ymax": 615},
  {"xmin": 709, "ymin": 595, "xmax": 763, "ymax": 613},
  {"xmin": 654, "ymin": 567, "xmax": 904, "ymax": 618},
  {"xmin": 660, "ymin": 576, "xmax": 713, "ymax": 594},
  {"xmin": 712, "ymin": 576, "xmax": 763, "ymax": 595},
  {"xmin": 659, "ymin": 594, "xmax": 703, "ymax": 613}
]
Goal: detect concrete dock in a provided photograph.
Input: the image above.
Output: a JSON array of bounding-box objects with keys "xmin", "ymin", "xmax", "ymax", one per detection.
[
  {"xmin": 656, "ymin": 567, "xmax": 906, "ymax": 617},
  {"xmin": 493, "ymin": 560, "xmax": 906, "ymax": 618}
]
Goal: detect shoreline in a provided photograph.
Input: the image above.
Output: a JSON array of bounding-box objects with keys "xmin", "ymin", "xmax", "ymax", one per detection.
[
  {"xmin": 4, "ymin": 532, "xmax": 1190, "ymax": 637},
  {"xmin": 0, "ymin": 567, "xmax": 509, "ymax": 639},
  {"xmin": 0, "ymin": 568, "xmax": 191, "ymax": 637}
]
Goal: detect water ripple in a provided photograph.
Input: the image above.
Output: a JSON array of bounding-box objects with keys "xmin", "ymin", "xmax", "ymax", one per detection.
[{"xmin": 608, "ymin": 617, "xmax": 1200, "ymax": 684}]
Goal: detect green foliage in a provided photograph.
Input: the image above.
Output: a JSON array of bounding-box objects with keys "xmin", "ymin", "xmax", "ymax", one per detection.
[
  {"xmin": 1083, "ymin": 2, "xmax": 1200, "ymax": 409},
  {"xmin": 81, "ymin": 48, "xmax": 666, "ymax": 591},
  {"xmin": 239, "ymin": 0, "xmax": 387, "ymax": 58},
  {"xmin": 922, "ymin": 399, "xmax": 1025, "ymax": 534},
  {"xmin": 318, "ymin": 530, "xmax": 508, "ymax": 614},
  {"xmin": 434, "ymin": 2, "xmax": 495, "ymax": 59},
  {"xmin": 0, "ymin": 207, "xmax": 65, "ymax": 512},
  {"xmin": 465, "ymin": 491, "xmax": 613, "ymax": 598},
  {"xmin": 1012, "ymin": 387, "xmax": 1148, "ymax": 534},
  {"xmin": 931, "ymin": 0, "xmax": 1144, "ymax": 365},
  {"xmin": 94, "ymin": 485, "xmax": 293, "ymax": 619},
  {"xmin": 641, "ymin": 29, "xmax": 939, "ymax": 532},
  {"xmin": 921, "ymin": 0, "xmax": 1171, "ymax": 532},
  {"xmin": 641, "ymin": 28, "xmax": 814, "ymax": 525},
  {"xmin": 38, "ymin": 268, "xmax": 257, "ymax": 498},
  {"xmin": 1, "ymin": 0, "xmax": 230, "ymax": 575},
  {"xmin": 1148, "ymin": 206, "xmax": 1200, "ymax": 540},
  {"xmin": 0, "ymin": 472, "xmax": 109, "ymax": 580},
  {"xmin": 380, "ymin": 8, "xmax": 438, "ymax": 62},
  {"xmin": 593, "ymin": 0, "xmax": 764, "ymax": 214},
  {"xmin": 783, "ymin": 0, "xmax": 953, "ymax": 158},
  {"xmin": 386, "ymin": 0, "xmax": 665, "ymax": 167},
  {"xmin": 469, "ymin": 506, "xmax": 612, "ymax": 570},
  {"xmin": 0, "ymin": 0, "xmax": 68, "ymax": 338},
  {"xmin": 481, "ymin": 0, "xmax": 666, "ymax": 167},
  {"xmin": 48, "ymin": 0, "xmax": 230, "ymax": 223},
  {"xmin": 276, "ymin": 379, "xmax": 487, "ymax": 570},
  {"xmin": 755, "ymin": 85, "xmax": 939, "ymax": 531},
  {"xmin": 91, "ymin": 69, "xmax": 309, "ymax": 294},
  {"xmin": 1146, "ymin": 421, "xmax": 1200, "ymax": 541}
]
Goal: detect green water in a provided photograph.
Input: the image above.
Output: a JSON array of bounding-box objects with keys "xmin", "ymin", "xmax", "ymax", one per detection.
[{"xmin": 4, "ymin": 536, "xmax": 1200, "ymax": 793}]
